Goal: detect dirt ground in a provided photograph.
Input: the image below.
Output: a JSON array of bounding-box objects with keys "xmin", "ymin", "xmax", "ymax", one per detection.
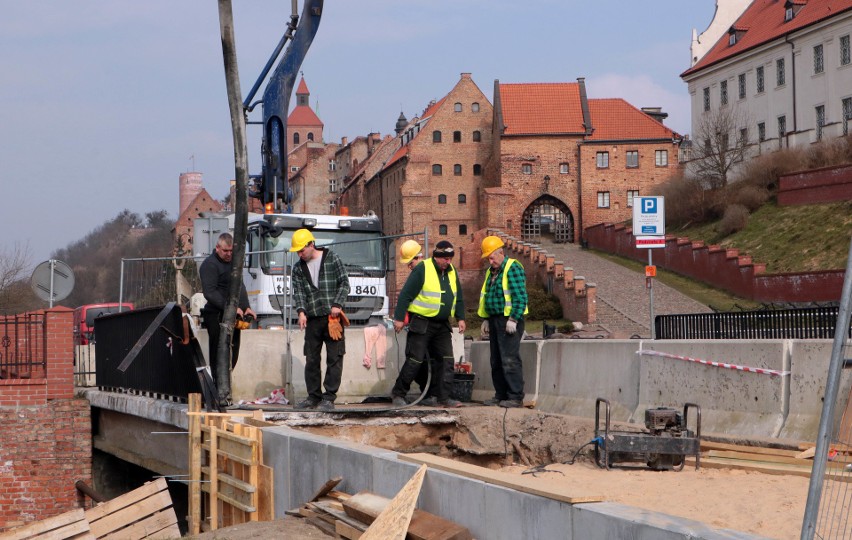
[{"xmin": 195, "ymin": 405, "xmax": 819, "ymax": 539}]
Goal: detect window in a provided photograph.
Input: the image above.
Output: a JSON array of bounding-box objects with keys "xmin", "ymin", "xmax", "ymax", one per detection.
[
  {"xmin": 843, "ymin": 97, "xmax": 852, "ymax": 135},
  {"xmin": 816, "ymin": 105, "xmax": 825, "ymax": 141},
  {"xmin": 453, "ymin": 131, "xmax": 461, "ymax": 143},
  {"xmin": 307, "ymin": 132, "xmax": 314, "ymax": 141},
  {"xmin": 842, "ymin": 35, "xmax": 851, "ymax": 66},
  {"xmin": 438, "ymin": 194, "xmax": 447, "ymax": 204},
  {"xmin": 328, "ymin": 201, "xmax": 336, "ymax": 213},
  {"xmin": 439, "ymin": 224, "xmax": 448, "ymax": 235},
  {"xmin": 738, "ymin": 73, "xmax": 746, "ymax": 99},
  {"xmin": 729, "ymin": 33, "xmax": 737, "ymax": 46},
  {"xmin": 785, "ymin": 7, "xmax": 794, "ymax": 21},
  {"xmin": 472, "ymin": 131, "xmax": 482, "ymax": 143},
  {"xmin": 739, "ymin": 128, "xmax": 748, "ymax": 145},
  {"xmin": 703, "ymin": 87, "xmax": 710, "ymax": 111},
  {"xmin": 329, "ymin": 178, "xmax": 337, "ymax": 193},
  {"xmin": 596, "ymin": 151, "xmax": 609, "ymax": 168},
  {"xmin": 597, "ymin": 191, "xmax": 610, "ymax": 208},
  {"xmin": 328, "ymin": 159, "xmax": 336, "ymax": 171},
  {"xmin": 473, "ymin": 164, "xmax": 482, "ymax": 176},
  {"xmin": 454, "ymin": 164, "xmax": 462, "ymax": 176},
  {"xmin": 293, "ymin": 132, "xmax": 300, "ymax": 145},
  {"xmin": 290, "ymin": 165, "xmax": 300, "ymax": 173},
  {"xmin": 655, "ymin": 150, "xmax": 668, "ymax": 167},
  {"xmin": 459, "ymin": 224, "xmax": 468, "ymax": 235},
  {"xmin": 432, "ymin": 164, "xmax": 442, "ymax": 176},
  {"xmin": 758, "ymin": 122, "xmax": 766, "ymax": 142},
  {"xmin": 559, "ymin": 162, "xmax": 570, "ymax": 174},
  {"xmin": 458, "ymin": 194, "xmax": 466, "ymax": 204},
  {"xmin": 814, "ymin": 44, "xmax": 824, "ymax": 74},
  {"xmin": 626, "ymin": 151, "xmax": 639, "ymax": 168},
  {"xmin": 722, "ymin": 133, "xmax": 730, "ymax": 150},
  {"xmin": 522, "ymin": 163, "xmax": 533, "ymax": 174},
  {"xmin": 627, "ymin": 190, "xmax": 639, "ymax": 207},
  {"xmin": 471, "ymin": 102, "xmax": 480, "ymax": 112},
  {"xmin": 777, "ymin": 58, "xmax": 786, "ymax": 86},
  {"xmin": 778, "ymin": 115, "xmax": 787, "ymax": 139},
  {"xmin": 756, "ymin": 66, "xmax": 765, "ymax": 93},
  {"xmin": 432, "ymin": 130, "xmax": 442, "ymax": 143},
  {"xmin": 720, "ymin": 80, "xmax": 728, "ymax": 105},
  {"xmin": 454, "ymin": 102, "xmax": 462, "ymax": 112}
]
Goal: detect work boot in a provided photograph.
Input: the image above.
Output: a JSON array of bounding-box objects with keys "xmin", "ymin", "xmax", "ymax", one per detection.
[
  {"xmin": 482, "ymin": 397, "xmax": 503, "ymax": 406},
  {"xmin": 418, "ymin": 396, "xmax": 438, "ymax": 407},
  {"xmin": 295, "ymin": 398, "xmax": 319, "ymax": 410},
  {"xmin": 318, "ymin": 399, "xmax": 335, "ymax": 411},
  {"xmin": 391, "ymin": 396, "xmax": 408, "ymax": 407},
  {"xmin": 439, "ymin": 398, "xmax": 463, "ymax": 408},
  {"xmin": 498, "ymin": 399, "xmax": 522, "ymax": 408}
]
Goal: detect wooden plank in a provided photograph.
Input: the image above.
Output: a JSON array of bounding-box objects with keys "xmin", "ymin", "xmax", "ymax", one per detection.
[
  {"xmin": 85, "ymin": 479, "xmax": 169, "ymax": 522},
  {"xmin": 311, "ymin": 502, "xmax": 367, "ymax": 531},
  {"xmin": 309, "ymin": 477, "xmax": 343, "ymax": 503},
  {"xmin": 188, "ymin": 393, "xmax": 202, "ymax": 536},
  {"xmin": 87, "ymin": 491, "xmax": 174, "ymax": 539},
  {"xmin": 685, "ymin": 456, "xmax": 831, "ymax": 479},
  {"xmin": 360, "ymin": 464, "xmax": 426, "ymax": 540},
  {"xmin": 0, "ymin": 509, "xmax": 92, "ymax": 540},
  {"xmin": 336, "ymin": 520, "xmax": 365, "ymax": 540},
  {"xmin": 344, "ymin": 491, "xmax": 472, "ymax": 540},
  {"xmin": 398, "ymin": 453, "xmax": 603, "ymax": 504},
  {"xmin": 257, "ymin": 465, "xmax": 274, "ymax": 521},
  {"xmin": 796, "ymin": 447, "xmax": 817, "ymax": 460},
  {"xmin": 705, "ymin": 449, "xmax": 848, "ymax": 468},
  {"xmin": 209, "ymin": 425, "xmax": 219, "ymax": 530},
  {"xmin": 98, "ymin": 510, "xmax": 178, "ymax": 540},
  {"xmin": 699, "ymin": 440, "xmax": 802, "ymax": 457}
]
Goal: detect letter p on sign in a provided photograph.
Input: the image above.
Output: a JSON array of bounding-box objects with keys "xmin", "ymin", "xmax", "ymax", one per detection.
[{"xmin": 642, "ymin": 198, "xmax": 657, "ymax": 213}]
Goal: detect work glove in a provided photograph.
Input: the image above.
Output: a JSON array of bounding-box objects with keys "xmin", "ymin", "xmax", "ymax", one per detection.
[
  {"xmin": 338, "ymin": 310, "xmax": 350, "ymax": 328},
  {"xmin": 480, "ymin": 320, "xmax": 489, "ymax": 335},
  {"xmin": 328, "ymin": 315, "xmax": 343, "ymax": 341},
  {"xmin": 235, "ymin": 313, "xmax": 253, "ymax": 330},
  {"xmin": 505, "ymin": 319, "xmax": 517, "ymax": 335}
]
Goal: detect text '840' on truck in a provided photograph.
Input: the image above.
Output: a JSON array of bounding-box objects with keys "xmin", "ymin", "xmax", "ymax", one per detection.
[{"xmin": 245, "ymin": 212, "xmax": 388, "ymax": 328}]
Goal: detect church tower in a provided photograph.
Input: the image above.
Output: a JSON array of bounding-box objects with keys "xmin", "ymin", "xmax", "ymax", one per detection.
[{"xmin": 287, "ymin": 77, "xmax": 324, "ymax": 147}]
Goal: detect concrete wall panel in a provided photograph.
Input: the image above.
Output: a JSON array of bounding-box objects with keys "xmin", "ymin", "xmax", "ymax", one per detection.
[
  {"xmin": 468, "ymin": 340, "xmax": 542, "ymax": 402},
  {"xmin": 636, "ymin": 341, "xmax": 788, "ymax": 437}
]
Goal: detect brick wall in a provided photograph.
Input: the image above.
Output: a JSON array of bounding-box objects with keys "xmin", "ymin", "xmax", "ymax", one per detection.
[
  {"xmin": 585, "ymin": 223, "xmax": 846, "ymax": 303},
  {"xmin": 778, "ymin": 164, "xmax": 852, "ymax": 206},
  {"xmin": 0, "ymin": 307, "xmax": 92, "ymax": 530}
]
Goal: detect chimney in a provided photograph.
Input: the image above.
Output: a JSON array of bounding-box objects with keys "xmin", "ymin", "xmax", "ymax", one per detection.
[
  {"xmin": 641, "ymin": 107, "xmax": 669, "ymax": 124},
  {"xmin": 460, "ymin": 72, "xmax": 472, "ymax": 80},
  {"xmin": 341, "ymin": 136, "xmax": 348, "ymax": 146},
  {"xmin": 577, "ymin": 77, "xmax": 593, "ymax": 136}
]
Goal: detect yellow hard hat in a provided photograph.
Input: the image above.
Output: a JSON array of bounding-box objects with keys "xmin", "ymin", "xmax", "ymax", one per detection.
[
  {"xmin": 399, "ymin": 239, "xmax": 423, "ymax": 264},
  {"xmin": 289, "ymin": 229, "xmax": 315, "ymax": 252},
  {"xmin": 481, "ymin": 235, "xmax": 505, "ymax": 258}
]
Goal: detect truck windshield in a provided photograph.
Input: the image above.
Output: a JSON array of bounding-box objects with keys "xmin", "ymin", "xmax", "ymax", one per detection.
[{"xmin": 261, "ymin": 230, "xmax": 384, "ymax": 275}]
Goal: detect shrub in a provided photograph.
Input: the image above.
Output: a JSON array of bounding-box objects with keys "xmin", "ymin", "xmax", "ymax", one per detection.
[
  {"xmin": 729, "ymin": 184, "xmax": 770, "ymax": 212},
  {"xmin": 526, "ymin": 281, "xmax": 563, "ymax": 321},
  {"xmin": 651, "ymin": 171, "xmax": 713, "ymax": 228},
  {"xmin": 717, "ymin": 204, "xmax": 750, "ymax": 236}
]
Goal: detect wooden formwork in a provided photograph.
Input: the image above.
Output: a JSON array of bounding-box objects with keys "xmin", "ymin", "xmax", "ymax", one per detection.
[{"xmin": 187, "ymin": 394, "xmax": 274, "ymax": 535}]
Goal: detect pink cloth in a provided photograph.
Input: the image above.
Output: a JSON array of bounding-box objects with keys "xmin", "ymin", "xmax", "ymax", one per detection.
[{"xmin": 363, "ymin": 325, "xmax": 387, "ymax": 369}]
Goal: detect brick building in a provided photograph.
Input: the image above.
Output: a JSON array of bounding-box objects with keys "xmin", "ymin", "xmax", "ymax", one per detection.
[{"xmin": 172, "ymin": 184, "xmax": 223, "ymax": 256}]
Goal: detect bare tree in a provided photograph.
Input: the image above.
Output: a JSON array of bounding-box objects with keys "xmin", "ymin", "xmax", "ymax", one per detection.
[
  {"xmin": 689, "ymin": 106, "xmax": 753, "ymax": 188},
  {"xmin": 0, "ymin": 243, "xmax": 34, "ymax": 313}
]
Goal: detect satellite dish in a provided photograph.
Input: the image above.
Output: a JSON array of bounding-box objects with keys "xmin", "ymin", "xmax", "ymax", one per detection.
[{"xmin": 30, "ymin": 259, "xmax": 75, "ymax": 306}]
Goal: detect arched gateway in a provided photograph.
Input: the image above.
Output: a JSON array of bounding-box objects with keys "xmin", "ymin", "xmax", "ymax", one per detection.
[{"xmin": 521, "ymin": 195, "xmax": 574, "ymax": 244}]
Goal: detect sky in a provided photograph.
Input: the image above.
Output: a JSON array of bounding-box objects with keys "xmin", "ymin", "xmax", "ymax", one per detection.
[{"xmin": 1, "ymin": 0, "xmax": 717, "ymax": 270}]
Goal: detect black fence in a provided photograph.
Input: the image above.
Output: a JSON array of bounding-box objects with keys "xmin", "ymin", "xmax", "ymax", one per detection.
[
  {"xmin": 655, "ymin": 306, "xmax": 850, "ymax": 340},
  {"xmin": 0, "ymin": 312, "xmax": 46, "ymax": 379},
  {"xmin": 95, "ymin": 304, "xmax": 205, "ymax": 401}
]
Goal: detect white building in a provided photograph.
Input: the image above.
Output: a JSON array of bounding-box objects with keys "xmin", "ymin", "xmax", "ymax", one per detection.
[{"xmin": 682, "ymin": 0, "xmax": 852, "ymax": 155}]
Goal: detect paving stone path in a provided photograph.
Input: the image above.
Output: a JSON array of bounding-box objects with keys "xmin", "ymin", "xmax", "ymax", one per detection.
[{"xmin": 534, "ymin": 238, "xmax": 713, "ymax": 338}]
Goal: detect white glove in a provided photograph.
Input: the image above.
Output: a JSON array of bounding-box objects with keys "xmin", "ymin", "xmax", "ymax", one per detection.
[
  {"xmin": 505, "ymin": 319, "xmax": 517, "ymax": 335},
  {"xmin": 481, "ymin": 320, "xmax": 489, "ymax": 334}
]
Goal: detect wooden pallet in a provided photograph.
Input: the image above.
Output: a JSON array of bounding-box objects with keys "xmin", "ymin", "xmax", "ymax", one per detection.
[
  {"xmin": 0, "ymin": 509, "xmax": 93, "ymax": 540},
  {"xmin": 187, "ymin": 394, "xmax": 274, "ymax": 535},
  {"xmin": 85, "ymin": 478, "xmax": 180, "ymax": 539}
]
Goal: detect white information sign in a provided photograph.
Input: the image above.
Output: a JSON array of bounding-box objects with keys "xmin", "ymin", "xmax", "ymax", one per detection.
[{"xmin": 632, "ymin": 196, "xmax": 665, "ymax": 236}]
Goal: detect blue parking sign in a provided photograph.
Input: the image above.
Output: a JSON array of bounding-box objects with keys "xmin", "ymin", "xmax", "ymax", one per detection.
[{"xmin": 632, "ymin": 196, "xmax": 665, "ymax": 237}]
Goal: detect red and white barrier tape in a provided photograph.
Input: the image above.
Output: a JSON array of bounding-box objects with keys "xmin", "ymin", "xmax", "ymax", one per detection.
[{"xmin": 637, "ymin": 350, "xmax": 790, "ymax": 377}]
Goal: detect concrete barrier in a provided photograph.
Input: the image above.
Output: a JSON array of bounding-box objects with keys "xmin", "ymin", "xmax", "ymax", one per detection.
[
  {"xmin": 636, "ymin": 341, "xmax": 789, "ymax": 438},
  {"xmin": 779, "ymin": 339, "xmax": 852, "ymax": 441},
  {"xmin": 468, "ymin": 339, "xmax": 542, "ymax": 403}
]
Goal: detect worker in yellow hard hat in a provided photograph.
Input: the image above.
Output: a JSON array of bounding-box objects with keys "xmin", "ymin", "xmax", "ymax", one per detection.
[
  {"xmin": 399, "ymin": 239, "xmax": 424, "ymax": 270},
  {"xmin": 396, "ymin": 239, "xmax": 433, "ymax": 403},
  {"xmin": 289, "ymin": 228, "xmax": 351, "ymax": 411},
  {"xmin": 478, "ymin": 235, "xmax": 529, "ymax": 408}
]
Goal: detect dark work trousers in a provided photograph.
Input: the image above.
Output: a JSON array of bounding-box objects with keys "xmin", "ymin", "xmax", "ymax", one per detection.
[
  {"xmin": 202, "ymin": 308, "xmax": 241, "ymax": 399},
  {"xmin": 304, "ymin": 316, "xmax": 346, "ymax": 402},
  {"xmin": 392, "ymin": 317, "xmax": 453, "ymax": 401},
  {"xmin": 488, "ymin": 315, "xmax": 525, "ymax": 401}
]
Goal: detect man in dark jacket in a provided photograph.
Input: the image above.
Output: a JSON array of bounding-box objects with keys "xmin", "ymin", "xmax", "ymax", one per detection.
[
  {"xmin": 199, "ymin": 232, "xmax": 255, "ymax": 403},
  {"xmin": 391, "ymin": 240, "xmax": 466, "ymax": 408},
  {"xmin": 289, "ymin": 228, "xmax": 350, "ymax": 411}
]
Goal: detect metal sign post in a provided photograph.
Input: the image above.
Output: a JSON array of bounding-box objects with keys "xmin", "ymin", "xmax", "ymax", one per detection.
[{"xmin": 633, "ymin": 197, "xmax": 665, "ymax": 339}]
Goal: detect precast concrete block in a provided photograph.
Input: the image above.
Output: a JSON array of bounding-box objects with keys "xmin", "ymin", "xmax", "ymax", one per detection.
[
  {"xmin": 260, "ymin": 426, "xmax": 294, "ymax": 516},
  {"xmin": 636, "ymin": 341, "xmax": 788, "ymax": 437},
  {"xmin": 535, "ymin": 340, "xmax": 640, "ymax": 421},
  {"xmin": 468, "ymin": 339, "xmax": 542, "ymax": 403},
  {"xmin": 289, "ymin": 435, "xmax": 331, "ymax": 506},
  {"xmin": 417, "ymin": 468, "xmax": 486, "ymax": 533},
  {"xmin": 780, "ymin": 340, "xmax": 852, "ymax": 441},
  {"xmin": 327, "ymin": 440, "xmax": 376, "ymax": 495},
  {"xmin": 371, "ymin": 455, "xmax": 420, "ymax": 500},
  {"xmin": 572, "ymin": 502, "xmax": 767, "ymax": 539},
  {"xmin": 480, "ymin": 483, "xmax": 529, "ymax": 540}
]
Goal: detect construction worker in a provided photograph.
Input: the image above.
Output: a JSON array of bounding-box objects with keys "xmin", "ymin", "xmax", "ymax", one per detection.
[
  {"xmin": 289, "ymin": 228, "xmax": 350, "ymax": 411},
  {"xmin": 397, "ymin": 239, "xmax": 434, "ymax": 401},
  {"xmin": 478, "ymin": 236, "xmax": 528, "ymax": 408},
  {"xmin": 391, "ymin": 240, "xmax": 466, "ymax": 408}
]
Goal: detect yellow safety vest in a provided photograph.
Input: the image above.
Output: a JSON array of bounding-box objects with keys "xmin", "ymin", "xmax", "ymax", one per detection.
[
  {"xmin": 408, "ymin": 258, "xmax": 457, "ymax": 318},
  {"xmin": 478, "ymin": 258, "xmax": 529, "ymax": 318}
]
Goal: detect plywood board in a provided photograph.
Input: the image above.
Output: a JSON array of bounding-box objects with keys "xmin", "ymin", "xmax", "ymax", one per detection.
[{"xmin": 359, "ymin": 464, "xmax": 425, "ymax": 540}]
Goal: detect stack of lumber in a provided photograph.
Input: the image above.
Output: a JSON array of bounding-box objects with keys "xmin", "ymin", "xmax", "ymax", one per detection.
[
  {"xmin": 686, "ymin": 440, "xmax": 852, "ymax": 479},
  {"xmin": 290, "ymin": 476, "xmax": 472, "ymax": 540}
]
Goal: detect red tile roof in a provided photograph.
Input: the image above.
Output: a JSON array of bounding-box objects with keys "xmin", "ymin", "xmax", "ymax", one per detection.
[
  {"xmin": 288, "ymin": 105, "xmax": 323, "ymax": 127},
  {"xmin": 587, "ymin": 99, "xmax": 677, "ymax": 141},
  {"xmin": 296, "ymin": 78, "xmax": 310, "ymax": 95},
  {"xmin": 684, "ymin": 0, "xmax": 852, "ymax": 76},
  {"xmin": 499, "ymin": 83, "xmax": 586, "ymax": 135}
]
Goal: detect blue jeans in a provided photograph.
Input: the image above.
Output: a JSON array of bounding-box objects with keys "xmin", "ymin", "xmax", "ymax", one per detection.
[{"xmin": 488, "ymin": 316, "xmax": 525, "ymax": 401}]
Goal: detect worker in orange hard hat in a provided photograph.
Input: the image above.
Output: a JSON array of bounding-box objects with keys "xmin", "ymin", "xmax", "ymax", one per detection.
[{"xmin": 478, "ymin": 235, "xmax": 529, "ymax": 408}]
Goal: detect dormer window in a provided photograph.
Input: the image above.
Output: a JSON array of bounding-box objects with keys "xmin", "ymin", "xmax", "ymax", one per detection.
[
  {"xmin": 785, "ymin": 7, "xmax": 794, "ymax": 21},
  {"xmin": 728, "ymin": 26, "xmax": 747, "ymax": 46},
  {"xmin": 729, "ymin": 33, "xmax": 737, "ymax": 46},
  {"xmin": 784, "ymin": 1, "xmax": 804, "ymax": 22}
]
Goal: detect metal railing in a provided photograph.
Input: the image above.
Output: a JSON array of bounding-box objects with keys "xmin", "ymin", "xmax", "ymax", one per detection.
[
  {"xmin": 655, "ymin": 306, "xmax": 849, "ymax": 340},
  {"xmin": 0, "ymin": 313, "xmax": 47, "ymax": 379}
]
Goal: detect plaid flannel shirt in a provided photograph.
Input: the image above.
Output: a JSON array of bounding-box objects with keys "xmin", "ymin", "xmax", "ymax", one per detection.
[
  {"xmin": 292, "ymin": 248, "xmax": 350, "ymax": 317},
  {"xmin": 482, "ymin": 257, "xmax": 528, "ymax": 320}
]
